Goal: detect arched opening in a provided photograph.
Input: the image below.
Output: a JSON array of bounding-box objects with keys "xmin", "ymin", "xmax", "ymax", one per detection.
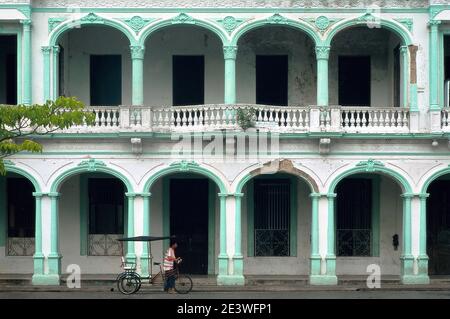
[
  {"xmin": 143, "ymin": 26, "xmax": 224, "ymax": 107},
  {"xmin": 334, "ymin": 173, "xmax": 403, "ymax": 277},
  {"xmin": 57, "ymin": 172, "xmax": 128, "ymax": 274},
  {"xmin": 0, "ymin": 34, "xmax": 17, "ymax": 105},
  {"xmin": 236, "ymin": 26, "xmax": 316, "ymax": 107},
  {"xmin": 330, "ymin": 27, "xmax": 404, "ymax": 108},
  {"xmin": 239, "ymin": 172, "xmax": 313, "ymax": 276},
  {"xmin": 0, "ymin": 173, "xmax": 36, "ymax": 259},
  {"xmin": 147, "ymin": 172, "xmax": 223, "ymax": 276},
  {"xmin": 56, "ymin": 25, "xmax": 132, "ymax": 106},
  {"xmin": 426, "ymin": 174, "xmax": 450, "ymax": 275}
]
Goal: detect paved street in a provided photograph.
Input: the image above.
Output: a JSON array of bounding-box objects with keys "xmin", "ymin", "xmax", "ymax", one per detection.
[{"xmin": 1, "ymin": 290, "xmax": 450, "ymax": 299}]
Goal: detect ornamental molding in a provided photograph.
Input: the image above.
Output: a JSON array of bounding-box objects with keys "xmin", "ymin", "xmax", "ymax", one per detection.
[
  {"xmin": 315, "ymin": 46, "xmax": 330, "ymax": 60},
  {"xmin": 172, "ymin": 13, "xmax": 195, "ymax": 25},
  {"xmin": 119, "ymin": 15, "xmax": 154, "ymax": 34},
  {"xmin": 394, "ymin": 18, "xmax": 414, "ymax": 32},
  {"xmin": 80, "ymin": 12, "xmax": 104, "ymax": 24},
  {"xmin": 215, "ymin": 16, "xmax": 246, "ymax": 34},
  {"xmin": 223, "ymin": 45, "xmax": 238, "ymax": 60},
  {"xmin": 48, "ymin": 17, "xmax": 66, "ymax": 33},
  {"xmin": 130, "ymin": 45, "xmax": 145, "ymax": 59},
  {"xmin": 356, "ymin": 159, "xmax": 385, "ymax": 172},
  {"xmin": 78, "ymin": 158, "xmax": 107, "ymax": 172},
  {"xmin": 303, "ymin": 16, "xmax": 342, "ymax": 33},
  {"xmin": 266, "ymin": 13, "xmax": 289, "ymax": 25},
  {"xmin": 3, "ymin": 160, "xmax": 16, "ymax": 167},
  {"xmin": 170, "ymin": 160, "xmax": 200, "ymax": 172}
]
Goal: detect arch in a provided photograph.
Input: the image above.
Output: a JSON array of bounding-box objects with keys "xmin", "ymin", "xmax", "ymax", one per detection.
[
  {"xmin": 48, "ymin": 13, "xmax": 136, "ymax": 47},
  {"xmin": 231, "ymin": 16, "xmax": 322, "ymax": 47},
  {"xmin": 138, "ymin": 16, "xmax": 228, "ymax": 46},
  {"xmin": 50, "ymin": 161, "xmax": 134, "ymax": 193},
  {"xmin": 421, "ymin": 166, "xmax": 450, "ymax": 194},
  {"xmin": 234, "ymin": 160, "xmax": 320, "ymax": 194},
  {"xmin": 324, "ymin": 16, "xmax": 413, "ymax": 47},
  {"xmin": 328, "ymin": 160, "xmax": 412, "ymax": 194},
  {"xmin": 143, "ymin": 161, "xmax": 228, "ymax": 194},
  {"xmin": 4, "ymin": 164, "xmax": 42, "ymax": 193}
]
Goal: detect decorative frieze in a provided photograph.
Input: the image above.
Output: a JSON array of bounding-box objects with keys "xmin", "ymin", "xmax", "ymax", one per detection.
[
  {"xmin": 216, "ymin": 16, "xmax": 245, "ymax": 35},
  {"xmin": 395, "ymin": 18, "xmax": 414, "ymax": 32},
  {"xmin": 48, "ymin": 17, "xmax": 66, "ymax": 33},
  {"xmin": 78, "ymin": 158, "xmax": 107, "ymax": 171},
  {"xmin": 356, "ymin": 159, "xmax": 385, "ymax": 172},
  {"xmin": 172, "ymin": 13, "xmax": 195, "ymax": 25},
  {"xmin": 120, "ymin": 16, "xmax": 154, "ymax": 34}
]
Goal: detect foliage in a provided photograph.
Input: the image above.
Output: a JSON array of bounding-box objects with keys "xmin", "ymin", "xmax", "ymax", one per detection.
[
  {"xmin": 0, "ymin": 97, "xmax": 95, "ymax": 174},
  {"xmin": 236, "ymin": 107, "xmax": 256, "ymax": 131}
]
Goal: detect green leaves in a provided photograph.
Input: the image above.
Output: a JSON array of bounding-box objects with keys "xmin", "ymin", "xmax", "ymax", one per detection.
[
  {"xmin": 237, "ymin": 107, "xmax": 257, "ymax": 131},
  {"xmin": 0, "ymin": 97, "xmax": 95, "ymax": 175}
]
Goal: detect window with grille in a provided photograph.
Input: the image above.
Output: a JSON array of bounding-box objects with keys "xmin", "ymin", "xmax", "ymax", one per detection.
[
  {"xmin": 336, "ymin": 178, "xmax": 372, "ymax": 257},
  {"xmin": 254, "ymin": 179, "xmax": 290, "ymax": 257},
  {"xmin": 88, "ymin": 179, "xmax": 124, "ymax": 256}
]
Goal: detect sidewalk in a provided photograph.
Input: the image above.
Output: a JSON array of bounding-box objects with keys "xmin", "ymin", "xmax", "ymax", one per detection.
[{"xmin": 1, "ymin": 274, "xmax": 450, "ymax": 293}]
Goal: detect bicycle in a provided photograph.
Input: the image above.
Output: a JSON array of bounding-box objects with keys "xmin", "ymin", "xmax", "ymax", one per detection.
[{"xmin": 117, "ymin": 257, "xmax": 193, "ymax": 295}]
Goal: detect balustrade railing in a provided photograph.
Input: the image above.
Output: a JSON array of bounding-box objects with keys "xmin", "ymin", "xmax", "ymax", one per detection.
[{"xmin": 54, "ymin": 104, "xmax": 417, "ymax": 133}]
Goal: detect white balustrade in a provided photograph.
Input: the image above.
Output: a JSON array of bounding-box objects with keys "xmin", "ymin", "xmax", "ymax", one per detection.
[{"xmin": 341, "ymin": 107, "xmax": 410, "ymax": 133}]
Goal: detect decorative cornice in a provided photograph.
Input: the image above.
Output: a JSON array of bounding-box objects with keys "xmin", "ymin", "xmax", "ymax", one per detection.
[
  {"xmin": 120, "ymin": 16, "xmax": 154, "ymax": 34},
  {"xmin": 428, "ymin": 19, "xmax": 442, "ymax": 27},
  {"xmin": 3, "ymin": 160, "xmax": 15, "ymax": 166},
  {"xmin": 48, "ymin": 17, "xmax": 66, "ymax": 33},
  {"xmin": 356, "ymin": 159, "xmax": 385, "ymax": 172},
  {"xmin": 78, "ymin": 158, "xmax": 107, "ymax": 172},
  {"xmin": 223, "ymin": 45, "xmax": 238, "ymax": 60},
  {"xmin": 172, "ymin": 13, "xmax": 195, "ymax": 25},
  {"xmin": 315, "ymin": 46, "xmax": 330, "ymax": 60},
  {"xmin": 130, "ymin": 45, "xmax": 146, "ymax": 60}
]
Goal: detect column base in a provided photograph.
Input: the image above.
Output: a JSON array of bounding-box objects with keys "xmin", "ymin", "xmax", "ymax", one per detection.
[
  {"xmin": 33, "ymin": 253, "xmax": 45, "ymax": 275},
  {"xmin": 401, "ymin": 275, "xmax": 430, "ymax": 285},
  {"xmin": 48, "ymin": 254, "xmax": 61, "ymax": 277},
  {"xmin": 309, "ymin": 275, "xmax": 338, "ymax": 286},
  {"xmin": 310, "ymin": 255, "xmax": 321, "ymax": 276},
  {"xmin": 140, "ymin": 255, "xmax": 150, "ymax": 278},
  {"xmin": 218, "ymin": 254, "xmax": 228, "ymax": 276},
  {"xmin": 32, "ymin": 274, "xmax": 60, "ymax": 286},
  {"xmin": 232, "ymin": 255, "xmax": 244, "ymax": 277},
  {"xmin": 217, "ymin": 275, "xmax": 245, "ymax": 286}
]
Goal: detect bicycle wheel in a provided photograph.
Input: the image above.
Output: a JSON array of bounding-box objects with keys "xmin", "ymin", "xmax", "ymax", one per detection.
[
  {"xmin": 174, "ymin": 275, "xmax": 193, "ymax": 294},
  {"xmin": 117, "ymin": 273, "xmax": 141, "ymax": 295}
]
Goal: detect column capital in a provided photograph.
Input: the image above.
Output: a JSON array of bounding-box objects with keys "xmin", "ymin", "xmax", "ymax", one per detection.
[
  {"xmin": 128, "ymin": 192, "xmax": 152, "ymax": 198},
  {"xmin": 33, "ymin": 192, "xmax": 44, "ymax": 198},
  {"xmin": 52, "ymin": 45, "xmax": 60, "ymax": 54},
  {"xmin": 400, "ymin": 45, "xmax": 409, "ymax": 55},
  {"xmin": 315, "ymin": 46, "xmax": 330, "ymax": 60},
  {"xmin": 327, "ymin": 193, "xmax": 337, "ymax": 198},
  {"xmin": 233, "ymin": 193, "xmax": 244, "ymax": 198},
  {"xmin": 401, "ymin": 193, "xmax": 415, "ymax": 199},
  {"xmin": 125, "ymin": 192, "xmax": 138, "ymax": 198},
  {"xmin": 428, "ymin": 20, "xmax": 441, "ymax": 28},
  {"xmin": 218, "ymin": 193, "xmax": 231, "ymax": 198},
  {"xmin": 20, "ymin": 19, "xmax": 32, "ymax": 29},
  {"xmin": 223, "ymin": 45, "xmax": 238, "ymax": 60},
  {"xmin": 41, "ymin": 46, "xmax": 52, "ymax": 55},
  {"xmin": 130, "ymin": 45, "xmax": 145, "ymax": 60},
  {"xmin": 309, "ymin": 193, "xmax": 322, "ymax": 198},
  {"xmin": 47, "ymin": 192, "xmax": 60, "ymax": 198}
]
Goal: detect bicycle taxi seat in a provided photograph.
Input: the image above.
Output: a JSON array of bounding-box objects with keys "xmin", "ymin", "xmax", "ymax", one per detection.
[{"xmin": 153, "ymin": 262, "xmax": 161, "ymax": 266}]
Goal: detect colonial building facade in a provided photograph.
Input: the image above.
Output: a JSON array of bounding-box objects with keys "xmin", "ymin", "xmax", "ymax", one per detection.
[{"xmin": 1, "ymin": 0, "xmax": 450, "ymax": 286}]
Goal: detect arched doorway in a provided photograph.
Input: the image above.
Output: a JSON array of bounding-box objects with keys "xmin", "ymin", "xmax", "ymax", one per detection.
[{"xmin": 427, "ymin": 175, "xmax": 450, "ymax": 275}]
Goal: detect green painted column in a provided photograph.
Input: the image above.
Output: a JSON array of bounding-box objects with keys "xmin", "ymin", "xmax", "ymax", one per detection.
[
  {"xmin": 401, "ymin": 193, "xmax": 414, "ymax": 284},
  {"xmin": 32, "ymin": 193, "xmax": 44, "ymax": 279},
  {"xmin": 42, "ymin": 47, "xmax": 51, "ymax": 102},
  {"xmin": 309, "ymin": 193, "xmax": 321, "ymax": 278},
  {"xmin": 417, "ymin": 193, "xmax": 430, "ymax": 283},
  {"xmin": 52, "ymin": 45, "xmax": 60, "ymax": 100},
  {"xmin": 141, "ymin": 193, "xmax": 151, "ymax": 277},
  {"xmin": 400, "ymin": 46, "xmax": 409, "ymax": 109},
  {"xmin": 429, "ymin": 20, "xmax": 441, "ymax": 111},
  {"xmin": 223, "ymin": 46, "xmax": 238, "ymax": 104},
  {"xmin": 316, "ymin": 46, "xmax": 330, "ymax": 107},
  {"xmin": 48, "ymin": 192, "xmax": 61, "ymax": 285},
  {"xmin": 125, "ymin": 193, "xmax": 136, "ymax": 263},
  {"xmin": 325, "ymin": 193, "xmax": 338, "ymax": 285},
  {"xmin": 130, "ymin": 45, "xmax": 145, "ymax": 106},
  {"xmin": 217, "ymin": 193, "xmax": 229, "ymax": 285},
  {"xmin": 231, "ymin": 193, "xmax": 245, "ymax": 285},
  {"xmin": 21, "ymin": 20, "xmax": 32, "ymax": 105}
]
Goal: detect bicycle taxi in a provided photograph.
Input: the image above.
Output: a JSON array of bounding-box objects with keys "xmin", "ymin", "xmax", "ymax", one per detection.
[{"xmin": 116, "ymin": 236, "xmax": 193, "ymax": 295}]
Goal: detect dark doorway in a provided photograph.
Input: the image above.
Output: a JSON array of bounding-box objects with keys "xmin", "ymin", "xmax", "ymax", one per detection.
[
  {"xmin": 427, "ymin": 180, "xmax": 450, "ymax": 275},
  {"xmin": 7, "ymin": 178, "xmax": 35, "ymax": 238},
  {"xmin": 253, "ymin": 179, "xmax": 291, "ymax": 256},
  {"xmin": 336, "ymin": 178, "xmax": 372, "ymax": 257},
  {"xmin": 173, "ymin": 56, "xmax": 205, "ymax": 106},
  {"xmin": 170, "ymin": 179, "xmax": 209, "ymax": 275},
  {"xmin": 339, "ymin": 56, "xmax": 371, "ymax": 106},
  {"xmin": 0, "ymin": 35, "xmax": 17, "ymax": 105},
  {"xmin": 256, "ymin": 55, "xmax": 288, "ymax": 106},
  {"xmin": 90, "ymin": 55, "xmax": 122, "ymax": 106}
]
